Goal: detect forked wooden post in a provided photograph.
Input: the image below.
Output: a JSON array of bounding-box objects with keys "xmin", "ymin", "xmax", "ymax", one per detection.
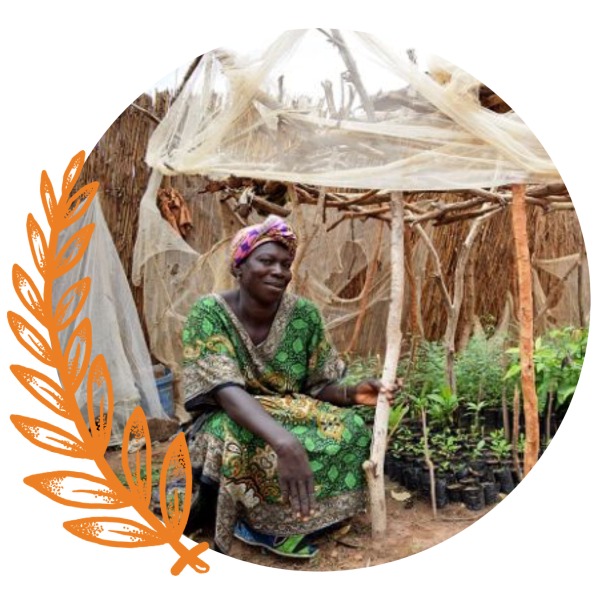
[
  {"xmin": 510, "ymin": 183, "xmax": 539, "ymax": 475},
  {"xmin": 363, "ymin": 192, "xmax": 404, "ymax": 539},
  {"xmin": 414, "ymin": 203, "xmax": 496, "ymax": 393}
]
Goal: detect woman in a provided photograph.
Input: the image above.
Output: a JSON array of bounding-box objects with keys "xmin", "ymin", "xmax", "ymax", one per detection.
[{"xmin": 182, "ymin": 215, "xmax": 386, "ymax": 558}]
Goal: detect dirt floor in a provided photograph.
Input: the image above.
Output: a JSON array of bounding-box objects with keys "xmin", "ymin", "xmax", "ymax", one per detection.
[
  {"xmin": 106, "ymin": 435, "xmax": 495, "ymax": 572},
  {"xmin": 223, "ymin": 486, "xmax": 494, "ymax": 572}
]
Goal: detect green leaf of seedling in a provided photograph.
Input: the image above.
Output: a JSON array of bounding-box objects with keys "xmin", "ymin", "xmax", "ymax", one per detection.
[
  {"xmin": 504, "ymin": 364, "xmax": 521, "ymax": 380},
  {"xmin": 557, "ymin": 384, "xmax": 577, "ymax": 405}
]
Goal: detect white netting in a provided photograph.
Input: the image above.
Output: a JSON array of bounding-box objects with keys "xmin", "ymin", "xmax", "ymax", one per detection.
[
  {"xmin": 131, "ymin": 29, "xmax": 583, "ymax": 420},
  {"xmin": 533, "ymin": 253, "xmax": 590, "ymax": 329},
  {"xmin": 55, "ymin": 197, "xmax": 168, "ymax": 443},
  {"xmin": 146, "ymin": 29, "xmax": 558, "ymax": 189}
]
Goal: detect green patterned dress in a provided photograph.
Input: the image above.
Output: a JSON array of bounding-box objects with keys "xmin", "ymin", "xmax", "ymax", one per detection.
[{"xmin": 182, "ymin": 293, "xmax": 371, "ymax": 553}]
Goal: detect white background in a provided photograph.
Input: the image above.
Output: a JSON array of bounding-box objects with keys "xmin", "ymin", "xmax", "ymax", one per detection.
[{"xmin": 1, "ymin": 1, "xmax": 598, "ymax": 598}]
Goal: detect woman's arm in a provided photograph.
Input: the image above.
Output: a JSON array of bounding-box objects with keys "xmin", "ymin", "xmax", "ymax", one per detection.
[
  {"xmin": 315, "ymin": 383, "xmax": 357, "ymax": 407},
  {"xmin": 214, "ymin": 385, "xmax": 315, "ymax": 519},
  {"xmin": 316, "ymin": 379, "xmax": 393, "ymax": 407},
  {"xmin": 302, "ymin": 302, "xmax": 390, "ymax": 407}
]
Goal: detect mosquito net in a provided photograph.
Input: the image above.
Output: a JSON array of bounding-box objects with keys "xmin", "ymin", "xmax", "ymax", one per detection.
[
  {"xmin": 130, "ymin": 29, "xmax": 581, "ymax": 420},
  {"xmin": 145, "ymin": 29, "xmax": 559, "ymax": 189},
  {"xmin": 55, "ymin": 198, "xmax": 168, "ymax": 442}
]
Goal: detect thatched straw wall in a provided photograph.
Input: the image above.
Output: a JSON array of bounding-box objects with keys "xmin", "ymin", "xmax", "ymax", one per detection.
[
  {"xmin": 421, "ymin": 205, "xmax": 586, "ymax": 345},
  {"xmin": 79, "ymin": 93, "xmax": 165, "ymax": 345},
  {"xmin": 78, "ymin": 91, "xmax": 227, "ymax": 352}
]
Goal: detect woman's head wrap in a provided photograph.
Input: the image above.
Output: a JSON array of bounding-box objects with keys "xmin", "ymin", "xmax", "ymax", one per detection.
[{"xmin": 230, "ymin": 215, "xmax": 297, "ymax": 273}]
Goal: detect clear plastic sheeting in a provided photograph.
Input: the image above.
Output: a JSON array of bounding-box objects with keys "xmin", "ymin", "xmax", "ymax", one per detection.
[
  {"xmin": 146, "ymin": 29, "xmax": 560, "ymax": 190},
  {"xmin": 55, "ymin": 197, "xmax": 168, "ymax": 444}
]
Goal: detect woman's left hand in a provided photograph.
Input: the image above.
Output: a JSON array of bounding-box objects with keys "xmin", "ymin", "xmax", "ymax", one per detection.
[{"xmin": 354, "ymin": 378, "xmax": 402, "ymax": 406}]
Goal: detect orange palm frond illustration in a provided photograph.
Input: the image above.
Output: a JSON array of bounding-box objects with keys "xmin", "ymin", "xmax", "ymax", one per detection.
[{"xmin": 8, "ymin": 151, "xmax": 210, "ymax": 575}]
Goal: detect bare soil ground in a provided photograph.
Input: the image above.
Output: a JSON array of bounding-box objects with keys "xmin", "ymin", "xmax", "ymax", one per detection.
[
  {"xmin": 106, "ymin": 438, "xmax": 495, "ymax": 572},
  {"xmin": 223, "ymin": 487, "xmax": 493, "ymax": 572}
]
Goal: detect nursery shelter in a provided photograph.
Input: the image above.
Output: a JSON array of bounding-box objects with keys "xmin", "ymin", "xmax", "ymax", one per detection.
[{"xmin": 69, "ymin": 29, "xmax": 587, "ymax": 451}]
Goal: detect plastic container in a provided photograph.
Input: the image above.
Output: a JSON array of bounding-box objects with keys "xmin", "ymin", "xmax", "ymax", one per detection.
[
  {"xmin": 153, "ymin": 364, "xmax": 174, "ymax": 417},
  {"xmin": 462, "ymin": 485, "xmax": 485, "ymax": 511}
]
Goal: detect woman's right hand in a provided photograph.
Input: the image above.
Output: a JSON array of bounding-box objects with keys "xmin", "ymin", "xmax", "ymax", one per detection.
[
  {"xmin": 214, "ymin": 387, "xmax": 315, "ymax": 520},
  {"xmin": 273, "ymin": 433, "xmax": 315, "ymax": 520}
]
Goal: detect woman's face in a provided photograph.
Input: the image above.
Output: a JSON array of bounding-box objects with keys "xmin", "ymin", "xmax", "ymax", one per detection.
[{"xmin": 235, "ymin": 242, "xmax": 293, "ymax": 303}]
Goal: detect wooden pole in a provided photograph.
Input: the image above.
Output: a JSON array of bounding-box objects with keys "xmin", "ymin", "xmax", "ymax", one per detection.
[
  {"xmin": 404, "ymin": 227, "xmax": 424, "ymax": 341},
  {"xmin": 363, "ymin": 192, "xmax": 404, "ymax": 539},
  {"xmin": 329, "ymin": 29, "xmax": 376, "ymax": 121},
  {"xmin": 511, "ymin": 183, "xmax": 539, "ymax": 475},
  {"xmin": 421, "ymin": 407, "xmax": 437, "ymax": 520},
  {"xmin": 457, "ymin": 255, "xmax": 476, "ymax": 352}
]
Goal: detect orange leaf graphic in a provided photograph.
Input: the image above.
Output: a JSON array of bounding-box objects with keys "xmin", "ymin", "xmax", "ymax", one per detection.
[
  {"xmin": 10, "ymin": 152, "xmax": 210, "ymax": 574},
  {"xmin": 170, "ymin": 542, "xmax": 211, "ymax": 575},
  {"xmin": 40, "ymin": 170, "xmax": 58, "ymax": 226},
  {"xmin": 63, "ymin": 318, "xmax": 92, "ymax": 391},
  {"xmin": 26, "ymin": 214, "xmax": 49, "ymax": 276},
  {"xmin": 64, "ymin": 517, "xmax": 163, "ymax": 548},
  {"xmin": 61, "ymin": 150, "xmax": 85, "ymax": 201},
  {"xmin": 54, "ymin": 276, "xmax": 91, "ymax": 331},
  {"xmin": 159, "ymin": 432, "xmax": 192, "ymax": 536},
  {"xmin": 62, "ymin": 182, "xmax": 98, "ymax": 229},
  {"xmin": 54, "ymin": 223, "xmax": 95, "ymax": 279},
  {"xmin": 7, "ymin": 311, "xmax": 54, "ymax": 366},
  {"xmin": 10, "ymin": 365, "xmax": 71, "ymax": 417},
  {"xmin": 87, "ymin": 354, "xmax": 114, "ymax": 453},
  {"xmin": 122, "ymin": 406, "xmax": 152, "ymax": 505},
  {"xmin": 11, "ymin": 415, "xmax": 89, "ymax": 458},
  {"xmin": 25, "ymin": 471, "xmax": 125, "ymax": 509},
  {"xmin": 12, "ymin": 264, "xmax": 45, "ymax": 323}
]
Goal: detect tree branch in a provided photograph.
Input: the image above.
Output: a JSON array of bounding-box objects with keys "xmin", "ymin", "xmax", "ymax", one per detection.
[
  {"xmin": 130, "ymin": 103, "xmax": 161, "ymax": 125},
  {"xmin": 413, "ymin": 223, "xmax": 453, "ymax": 313}
]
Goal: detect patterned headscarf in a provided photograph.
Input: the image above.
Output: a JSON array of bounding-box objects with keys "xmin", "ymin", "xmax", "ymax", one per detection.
[{"xmin": 230, "ymin": 215, "xmax": 297, "ymax": 273}]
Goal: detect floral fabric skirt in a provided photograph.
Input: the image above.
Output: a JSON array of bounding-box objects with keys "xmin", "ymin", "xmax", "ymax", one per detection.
[{"xmin": 188, "ymin": 394, "xmax": 371, "ymax": 553}]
